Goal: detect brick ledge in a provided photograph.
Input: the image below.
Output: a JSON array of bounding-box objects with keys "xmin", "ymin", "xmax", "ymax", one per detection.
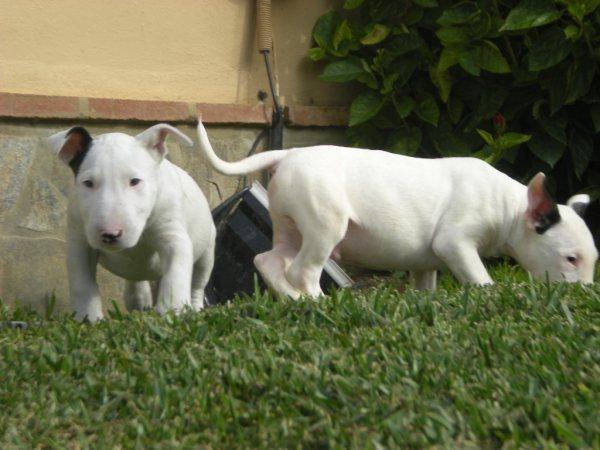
[{"xmin": 0, "ymin": 92, "xmax": 348, "ymax": 127}]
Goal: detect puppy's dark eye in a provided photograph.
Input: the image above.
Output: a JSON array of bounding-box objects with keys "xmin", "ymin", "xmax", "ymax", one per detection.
[
  {"xmin": 83, "ymin": 180, "xmax": 94, "ymax": 188},
  {"xmin": 566, "ymin": 256, "xmax": 577, "ymax": 264},
  {"xmin": 130, "ymin": 178, "xmax": 141, "ymax": 187}
]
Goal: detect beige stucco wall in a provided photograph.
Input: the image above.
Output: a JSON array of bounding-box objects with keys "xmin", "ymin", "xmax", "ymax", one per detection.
[{"xmin": 0, "ymin": 0, "xmax": 350, "ymax": 106}]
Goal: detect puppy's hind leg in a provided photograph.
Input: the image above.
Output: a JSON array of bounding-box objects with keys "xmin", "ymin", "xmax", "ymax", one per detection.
[
  {"xmin": 123, "ymin": 280, "xmax": 153, "ymax": 311},
  {"xmin": 285, "ymin": 211, "xmax": 349, "ymax": 298},
  {"xmin": 254, "ymin": 244, "xmax": 302, "ymax": 299},
  {"xmin": 191, "ymin": 243, "xmax": 215, "ymax": 311},
  {"xmin": 253, "ymin": 215, "xmax": 302, "ymax": 299}
]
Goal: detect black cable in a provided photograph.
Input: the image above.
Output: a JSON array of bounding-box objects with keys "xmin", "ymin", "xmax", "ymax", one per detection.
[
  {"xmin": 234, "ymin": 49, "xmax": 283, "ymax": 193},
  {"xmin": 237, "ymin": 127, "xmax": 269, "ymax": 191},
  {"xmin": 261, "ymin": 50, "xmax": 282, "ymax": 116}
]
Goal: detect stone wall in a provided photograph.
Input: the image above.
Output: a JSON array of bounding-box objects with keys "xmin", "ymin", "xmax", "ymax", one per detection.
[{"xmin": 0, "ymin": 120, "xmax": 346, "ymax": 314}]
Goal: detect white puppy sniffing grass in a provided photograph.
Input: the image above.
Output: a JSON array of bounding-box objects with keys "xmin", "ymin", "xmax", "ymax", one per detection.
[
  {"xmin": 196, "ymin": 120, "xmax": 597, "ymax": 298},
  {"xmin": 49, "ymin": 124, "xmax": 215, "ymax": 322}
]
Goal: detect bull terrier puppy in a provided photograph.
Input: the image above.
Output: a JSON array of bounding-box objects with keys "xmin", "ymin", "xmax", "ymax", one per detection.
[
  {"xmin": 49, "ymin": 124, "xmax": 215, "ymax": 321},
  {"xmin": 196, "ymin": 120, "xmax": 597, "ymax": 298}
]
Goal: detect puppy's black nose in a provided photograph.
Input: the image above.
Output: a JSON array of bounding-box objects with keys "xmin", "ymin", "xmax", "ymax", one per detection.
[{"xmin": 101, "ymin": 230, "xmax": 122, "ymax": 244}]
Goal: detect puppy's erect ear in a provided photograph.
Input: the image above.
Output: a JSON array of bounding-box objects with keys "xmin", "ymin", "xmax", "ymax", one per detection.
[
  {"xmin": 525, "ymin": 172, "xmax": 561, "ymax": 234},
  {"xmin": 48, "ymin": 127, "xmax": 93, "ymax": 175},
  {"xmin": 135, "ymin": 124, "xmax": 193, "ymax": 160},
  {"xmin": 566, "ymin": 193, "xmax": 590, "ymax": 217}
]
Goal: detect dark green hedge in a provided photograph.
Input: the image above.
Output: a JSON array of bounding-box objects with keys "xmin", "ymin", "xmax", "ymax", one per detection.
[{"xmin": 310, "ymin": 0, "xmax": 600, "ymax": 239}]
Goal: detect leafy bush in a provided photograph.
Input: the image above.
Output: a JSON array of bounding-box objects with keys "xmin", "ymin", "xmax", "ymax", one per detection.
[{"xmin": 310, "ymin": 0, "xmax": 600, "ymax": 239}]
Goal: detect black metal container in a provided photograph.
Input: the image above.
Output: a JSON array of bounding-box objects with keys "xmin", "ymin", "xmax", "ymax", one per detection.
[{"xmin": 205, "ymin": 181, "xmax": 352, "ymax": 305}]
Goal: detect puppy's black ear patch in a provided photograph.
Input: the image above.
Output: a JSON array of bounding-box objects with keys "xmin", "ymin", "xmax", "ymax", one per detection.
[
  {"xmin": 63, "ymin": 127, "xmax": 93, "ymax": 175},
  {"xmin": 526, "ymin": 172, "xmax": 561, "ymax": 234},
  {"xmin": 534, "ymin": 207, "xmax": 561, "ymax": 234}
]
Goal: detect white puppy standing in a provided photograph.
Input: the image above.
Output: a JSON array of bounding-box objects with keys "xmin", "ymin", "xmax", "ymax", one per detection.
[
  {"xmin": 49, "ymin": 124, "xmax": 215, "ymax": 322},
  {"xmin": 197, "ymin": 121, "xmax": 597, "ymax": 298}
]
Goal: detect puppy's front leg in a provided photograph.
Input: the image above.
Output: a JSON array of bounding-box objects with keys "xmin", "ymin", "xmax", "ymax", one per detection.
[
  {"xmin": 67, "ymin": 237, "xmax": 103, "ymax": 322},
  {"xmin": 433, "ymin": 238, "xmax": 493, "ymax": 285},
  {"xmin": 155, "ymin": 232, "xmax": 194, "ymax": 315},
  {"xmin": 409, "ymin": 270, "xmax": 438, "ymax": 291}
]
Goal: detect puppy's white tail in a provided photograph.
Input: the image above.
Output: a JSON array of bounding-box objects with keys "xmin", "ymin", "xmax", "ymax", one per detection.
[{"xmin": 197, "ymin": 121, "xmax": 287, "ymax": 176}]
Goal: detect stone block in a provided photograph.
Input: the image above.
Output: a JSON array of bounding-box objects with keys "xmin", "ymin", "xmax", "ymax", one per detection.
[
  {"xmin": 0, "ymin": 136, "xmax": 37, "ymax": 222},
  {"xmin": 0, "ymin": 236, "xmax": 123, "ymax": 314}
]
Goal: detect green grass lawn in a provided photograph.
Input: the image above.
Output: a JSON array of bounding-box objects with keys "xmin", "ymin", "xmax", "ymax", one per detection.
[{"xmin": 1, "ymin": 265, "xmax": 599, "ymax": 449}]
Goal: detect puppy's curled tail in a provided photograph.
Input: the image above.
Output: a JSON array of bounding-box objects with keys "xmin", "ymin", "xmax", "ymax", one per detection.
[{"xmin": 197, "ymin": 121, "xmax": 286, "ymax": 176}]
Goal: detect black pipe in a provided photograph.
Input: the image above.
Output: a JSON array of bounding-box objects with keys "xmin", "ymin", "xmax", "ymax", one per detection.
[{"xmin": 261, "ymin": 50, "xmax": 284, "ymax": 152}]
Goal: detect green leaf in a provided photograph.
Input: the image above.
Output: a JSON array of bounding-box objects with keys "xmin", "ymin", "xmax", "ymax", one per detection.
[
  {"xmin": 349, "ymin": 91, "xmax": 386, "ymax": 126},
  {"xmin": 448, "ymin": 97, "xmax": 465, "ymax": 124},
  {"xmin": 344, "ymin": 0, "xmax": 365, "ymax": 10},
  {"xmin": 566, "ymin": 0, "xmax": 600, "ymax": 21},
  {"xmin": 473, "ymin": 41, "xmax": 510, "ymax": 73},
  {"xmin": 527, "ymin": 131, "xmax": 565, "ymax": 167},
  {"xmin": 381, "ymin": 73, "xmax": 400, "ymax": 94},
  {"xmin": 539, "ymin": 116, "xmax": 567, "ymax": 144},
  {"xmin": 500, "ymin": 0, "xmax": 562, "ymax": 31},
  {"xmin": 589, "ymin": 104, "xmax": 600, "ymax": 132},
  {"xmin": 308, "ymin": 47, "xmax": 326, "ymax": 61},
  {"xmin": 532, "ymin": 99, "xmax": 547, "ymax": 119},
  {"xmin": 415, "ymin": 95, "xmax": 440, "ymax": 126},
  {"xmin": 540, "ymin": 65, "xmax": 568, "ymax": 114},
  {"xmin": 439, "ymin": 47, "xmax": 460, "ymax": 71},
  {"xmin": 332, "ymin": 20, "xmax": 353, "ymax": 51},
  {"xmin": 458, "ymin": 48, "xmax": 481, "ymax": 76},
  {"xmin": 463, "ymin": 82, "xmax": 508, "ymax": 131},
  {"xmin": 372, "ymin": 48, "xmax": 394, "ymax": 72},
  {"xmin": 368, "ymin": 0, "xmax": 403, "ymax": 22},
  {"xmin": 430, "ymin": 116, "xmax": 474, "ymax": 156},
  {"xmin": 565, "ymin": 57, "xmax": 596, "ymax": 104},
  {"xmin": 564, "ymin": 24, "xmax": 582, "ymax": 41},
  {"xmin": 430, "ymin": 67, "xmax": 453, "ymax": 102},
  {"xmin": 312, "ymin": 10, "xmax": 338, "ymax": 49},
  {"xmin": 569, "ymin": 128, "xmax": 594, "ymax": 179},
  {"xmin": 502, "ymin": 146, "xmax": 520, "ymax": 163},
  {"xmin": 357, "ymin": 72, "xmax": 379, "ymax": 89},
  {"xmin": 346, "ymin": 123, "xmax": 383, "ymax": 148},
  {"xmin": 403, "ymin": 6, "xmax": 425, "ymax": 25},
  {"xmin": 386, "ymin": 31, "xmax": 424, "ymax": 55},
  {"xmin": 469, "ymin": 12, "xmax": 493, "ymax": 40},
  {"xmin": 494, "ymin": 132, "xmax": 531, "ymax": 150},
  {"xmin": 370, "ymin": 105, "xmax": 401, "ymax": 129},
  {"xmin": 357, "ymin": 59, "xmax": 378, "ymax": 89},
  {"xmin": 412, "ymin": 0, "xmax": 438, "ymax": 7},
  {"xmin": 472, "ymin": 145, "xmax": 497, "ymax": 163},
  {"xmin": 393, "ymin": 95, "xmax": 415, "ymax": 118},
  {"xmin": 320, "ymin": 57, "xmax": 365, "ymax": 82},
  {"xmin": 528, "ymin": 28, "xmax": 572, "ymax": 71},
  {"xmin": 436, "ymin": 26, "xmax": 470, "ymax": 45},
  {"xmin": 361, "ymin": 24, "xmax": 391, "ymax": 45},
  {"xmin": 390, "ymin": 54, "xmax": 419, "ymax": 87},
  {"xmin": 387, "ymin": 126, "xmax": 422, "ymax": 155},
  {"xmin": 476, "ymin": 129, "xmax": 494, "ymax": 145},
  {"xmin": 437, "ymin": 2, "xmax": 481, "ymax": 26}
]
